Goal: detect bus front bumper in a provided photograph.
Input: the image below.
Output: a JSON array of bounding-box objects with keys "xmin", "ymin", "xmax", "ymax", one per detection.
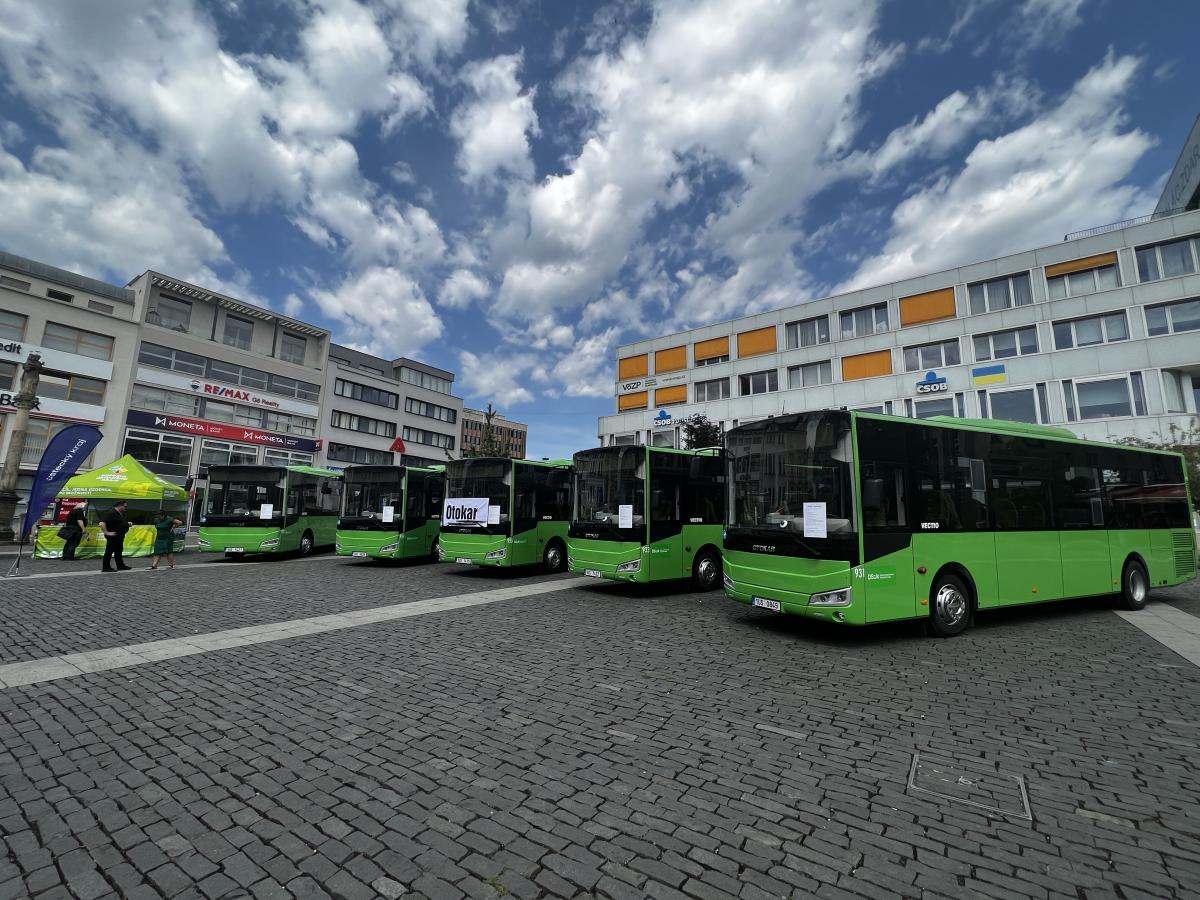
[
  {"xmin": 722, "ymin": 550, "xmax": 859, "ymax": 624},
  {"xmin": 438, "ymin": 535, "xmax": 510, "ymax": 567},
  {"xmin": 566, "ymin": 538, "xmax": 646, "ymax": 583},
  {"xmin": 198, "ymin": 528, "xmax": 282, "ymax": 555},
  {"xmin": 336, "ymin": 531, "xmax": 402, "ymax": 559}
]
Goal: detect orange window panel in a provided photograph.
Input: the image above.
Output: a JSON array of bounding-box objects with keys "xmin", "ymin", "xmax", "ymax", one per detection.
[
  {"xmin": 899, "ymin": 287, "xmax": 956, "ymax": 327},
  {"xmin": 655, "ymin": 345, "xmax": 686, "ymax": 373},
  {"xmin": 694, "ymin": 336, "xmax": 730, "ymax": 362},
  {"xmin": 841, "ymin": 349, "xmax": 893, "ymax": 381},
  {"xmin": 618, "ymin": 354, "xmax": 648, "ymax": 379},
  {"xmin": 618, "ymin": 391, "xmax": 648, "ymax": 411},
  {"xmin": 737, "ymin": 326, "xmax": 777, "ymax": 358},
  {"xmin": 1045, "ymin": 252, "xmax": 1118, "ymax": 279},
  {"xmin": 655, "ymin": 385, "xmax": 687, "ymax": 406}
]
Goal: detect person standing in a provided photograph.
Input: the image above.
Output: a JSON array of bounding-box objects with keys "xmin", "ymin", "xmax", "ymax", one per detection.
[
  {"xmin": 101, "ymin": 501, "xmax": 132, "ymax": 572},
  {"xmin": 61, "ymin": 502, "xmax": 87, "ymax": 561},
  {"xmin": 149, "ymin": 509, "xmax": 183, "ymax": 570}
]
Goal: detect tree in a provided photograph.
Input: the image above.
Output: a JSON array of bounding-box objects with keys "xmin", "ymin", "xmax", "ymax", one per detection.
[
  {"xmin": 680, "ymin": 413, "xmax": 722, "ymax": 450},
  {"xmin": 1117, "ymin": 419, "xmax": 1200, "ymax": 512},
  {"xmin": 464, "ymin": 403, "xmax": 508, "ymax": 458}
]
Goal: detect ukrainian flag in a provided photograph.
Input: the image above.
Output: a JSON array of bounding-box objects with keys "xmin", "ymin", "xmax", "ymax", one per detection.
[{"xmin": 972, "ymin": 364, "xmax": 1007, "ymax": 386}]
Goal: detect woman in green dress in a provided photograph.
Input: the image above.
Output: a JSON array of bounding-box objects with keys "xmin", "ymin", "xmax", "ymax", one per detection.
[{"xmin": 150, "ymin": 509, "xmax": 184, "ymax": 570}]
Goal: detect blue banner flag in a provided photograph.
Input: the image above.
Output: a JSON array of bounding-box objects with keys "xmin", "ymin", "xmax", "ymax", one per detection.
[{"xmin": 21, "ymin": 424, "xmax": 103, "ymax": 539}]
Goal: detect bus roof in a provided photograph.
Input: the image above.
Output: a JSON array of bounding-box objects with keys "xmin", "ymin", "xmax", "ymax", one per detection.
[
  {"xmin": 285, "ymin": 465, "xmax": 342, "ymax": 477},
  {"xmin": 451, "ymin": 456, "xmax": 571, "ymax": 468},
  {"xmin": 573, "ymin": 445, "xmax": 721, "ymax": 462}
]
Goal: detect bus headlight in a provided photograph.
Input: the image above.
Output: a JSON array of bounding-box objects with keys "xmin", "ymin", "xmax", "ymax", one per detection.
[
  {"xmin": 616, "ymin": 559, "xmax": 640, "ymax": 573},
  {"xmin": 485, "ymin": 548, "xmax": 507, "ymax": 560},
  {"xmin": 723, "ymin": 572, "xmax": 734, "ymax": 589},
  {"xmin": 809, "ymin": 588, "xmax": 852, "ymax": 607},
  {"xmin": 335, "ymin": 542, "xmax": 342, "ymax": 552},
  {"xmin": 198, "ymin": 538, "xmax": 210, "ymax": 548},
  {"xmin": 567, "ymin": 556, "xmax": 575, "ymax": 569},
  {"xmin": 260, "ymin": 538, "xmax": 280, "ymax": 548},
  {"xmin": 380, "ymin": 542, "xmax": 399, "ymax": 554}
]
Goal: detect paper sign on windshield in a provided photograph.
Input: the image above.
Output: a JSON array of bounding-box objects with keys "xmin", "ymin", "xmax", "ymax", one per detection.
[
  {"xmin": 443, "ymin": 497, "xmax": 488, "ymax": 525},
  {"xmin": 802, "ymin": 502, "xmax": 826, "ymax": 539},
  {"xmin": 618, "ymin": 504, "xmax": 634, "ymax": 529},
  {"xmin": 382, "ymin": 506, "xmax": 395, "ymax": 523},
  {"xmin": 487, "ymin": 505, "xmax": 501, "ymax": 525},
  {"xmin": 259, "ymin": 503, "xmax": 273, "ymax": 520}
]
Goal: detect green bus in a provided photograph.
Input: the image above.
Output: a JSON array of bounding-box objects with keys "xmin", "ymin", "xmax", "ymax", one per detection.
[
  {"xmin": 439, "ymin": 457, "xmax": 573, "ymax": 571},
  {"xmin": 336, "ymin": 465, "xmax": 444, "ymax": 561},
  {"xmin": 723, "ymin": 411, "xmax": 1196, "ymax": 636},
  {"xmin": 568, "ymin": 445, "xmax": 725, "ymax": 589},
  {"xmin": 199, "ymin": 464, "xmax": 343, "ymax": 557}
]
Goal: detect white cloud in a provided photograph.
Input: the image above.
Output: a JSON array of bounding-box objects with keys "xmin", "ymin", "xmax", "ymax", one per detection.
[
  {"xmin": 380, "ymin": 0, "xmax": 471, "ymax": 69},
  {"xmin": 546, "ymin": 327, "xmax": 620, "ymax": 398},
  {"xmin": 310, "ymin": 266, "xmax": 444, "ymax": 357},
  {"xmin": 438, "ymin": 268, "xmax": 491, "ymax": 309},
  {"xmin": 844, "ymin": 53, "xmax": 1154, "ymax": 291},
  {"xmin": 457, "ymin": 350, "xmax": 535, "ymax": 406},
  {"xmin": 1016, "ymin": 0, "xmax": 1087, "ymax": 50},
  {"xmin": 450, "ymin": 53, "xmax": 539, "ymax": 186}
]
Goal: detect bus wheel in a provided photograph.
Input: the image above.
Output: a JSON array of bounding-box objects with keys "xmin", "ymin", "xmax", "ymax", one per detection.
[
  {"xmin": 299, "ymin": 530, "xmax": 314, "ymax": 557},
  {"xmin": 1120, "ymin": 559, "xmax": 1149, "ymax": 611},
  {"xmin": 692, "ymin": 550, "xmax": 722, "ymax": 592},
  {"xmin": 929, "ymin": 573, "xmax": 971, "ymax": 637},
  {"xmin": 430, "ymin": 537, "xmax": 440, "ymax": 563},
  {"xmin": 543, "ymin": 540, "xmax": 566, "ymax": 573}
]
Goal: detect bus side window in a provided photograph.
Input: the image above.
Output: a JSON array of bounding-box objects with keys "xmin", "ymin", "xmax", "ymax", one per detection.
[{"xmin": 861, "ymin": 464, "xmax": 906, "ymax": 530}]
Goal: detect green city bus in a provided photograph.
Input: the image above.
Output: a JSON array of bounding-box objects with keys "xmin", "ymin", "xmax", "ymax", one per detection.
[
  {"xmin": 336, "ymin": 465, "xmax": 444, "ymax": 561},
  {"xmin": 439, "ymin": 457, "xmax": 573, "ymax": 571},
  {"xmin": 199, "ymin": 464, "xmax": 343, "ymax": 557},
  {"xmin": 568, "ymin": 445, "xmax": 725, "ymax": 589},
  {"xmin": 723, "ymin": 411, "xmax": 1196, "ymax": 636}
]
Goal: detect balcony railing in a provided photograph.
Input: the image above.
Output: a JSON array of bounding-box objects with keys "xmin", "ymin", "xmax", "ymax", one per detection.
[{"xmin": 1064, "ymin": 206, "xmax": 1187, "ymax": 242}]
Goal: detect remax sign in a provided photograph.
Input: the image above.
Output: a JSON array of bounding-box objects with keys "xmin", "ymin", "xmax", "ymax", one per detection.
[{"xmin": 915, "ymin": 371, "xmax": 948, "ymax": 394}]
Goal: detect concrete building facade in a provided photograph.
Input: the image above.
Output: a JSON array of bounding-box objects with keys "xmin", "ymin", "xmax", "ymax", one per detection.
[
  {"xmin": 599, "ymin": 209, "xmax": 1200, "ymax": 449},
  {"xmin": 460, "ymin": 407, "xmax": 528, "ymax": 458}
]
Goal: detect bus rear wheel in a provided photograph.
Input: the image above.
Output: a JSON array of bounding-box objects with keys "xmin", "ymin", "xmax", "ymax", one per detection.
[
  {"xmin": 298, "ymin": 530, "xmax": 314, "ymax": 557},
  {"xmin": 1120, "ymin": 560, "xmax": 1149, "ymax": 611},
  {"xmin": 929, "ymin": 573, "xmax": 971, "ymax": 638},
  {"xmin": 692, "ymin": 550, "xmax": 722, "ymax": 592},
  {"xmin": 543, "ymin": 540, "xmax": 566, "ymax": 573}
]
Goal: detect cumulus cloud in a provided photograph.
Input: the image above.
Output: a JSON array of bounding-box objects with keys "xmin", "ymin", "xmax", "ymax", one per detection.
[
  {"xmin": 844, "ymin": 52, "xmax": 1154, "ymax": 290},
  {"xmin": 457, "ymin": 350, "xmax": 535, "ymax": 406},
  {"xmin": 438, "ymin": 268, "xmax": 491, "ymax": 309},
  {"xmin": 310, "ymin": 266, "xmax": 444, "ymax": 357},
  {"xmin": 450, "ymin": 53, "xmax": 540, "ymax": 186}
]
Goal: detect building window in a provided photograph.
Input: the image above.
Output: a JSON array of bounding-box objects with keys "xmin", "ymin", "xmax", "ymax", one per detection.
[
  {"xmin": 204, "ymin": 400, "xmax": 262, "ymax": 427},
  {"xmin": 38, "ymin": 371, "xmax": 107, "ymax": 406},
  {"xmin": 402, "ymin": 426, "xmax": 455, "ymax": 450},
  {"xmin": 331, "ymin": 409, "xmax": 396, "ymax": 438},
  {"xmin": 1047, "ymin": 263, "xmax": 1119, "ymax": 300},
  {"xmin": 279, "ymin": 332, "xmax": 307, "ymax": 365},
  {"xmin": 784, "ymin": 315, "xmax": 830, "ymax": 349},
  {"xmin": 405, "ymin": 397, "xmax": 458, "ymax": 424},
  {"xmin": 1136, "ymin": 236, "xmax": 1200, "ymax": 282},
  {"xmin": 973, "ymin": 326, "xmax": 1038, "ymax": 362},
  {"xmin": 18, "ymin": 420, "xmax": 70, "ymax": 467},
  {"xmin": 695, "ymin": 353, "xmax": 728, "ymax": 366},
  {"xmin": 913, "ymin": 396, "xmax": 955, "ymax": 419},
  {"xmin": 328, "ymin": 442, "xmax": 393, "ymax": 465},
  {"xmin": 152, "ymin": 295, "xmax": 192, "ymax": 331},
  {"xmin": 986, "ymin": 387, "xmax": 1041, "ymax": 424},
  {"xmin": 0, "ymin": 275, "xmax": 31, "ymax": 291},
  {"xmin": 262, "ymin": 411, "xmax": 316, "ymax": 436},
  {"xmin": 786, "ymin": 360, "xmax": 832, "ymax": 389},
  {"xmin": 903, "ymin": 338, "xmax": 961, "ymax": 372},
  {"xmin": 1052, "ymin": 312, "xmax": 1128, "ymax": 350},
  {"xmin": 398, "ymin": 366, "xmax": 452, "ymax": 394},
  {"xmin": 267, "ymin": 372, "xmax": 320, "ymax": 402},
  {"xmin": 88, "ymin": 301, "xmax": 113, "ymax": 314},
  {"xmin": 334, "ymin": 378, "xmax": 399, "ymax": 409},
  {"xmin": 45, "ymin": 288, "xmax": 74, "ymax": 303},
  {"xmin": 0, "ymin": 362, "xmax": 16, "ymax": 390},
  {"xmin": 138, "ymin": 341, "xmax": 206, "ymax": 376},
  {"xmin": 42, "ymin": 323, "xmax": 115, "ymax": 361},
  {"xmin": 199, "ymin": 439, "xmax": 259, "ymax": 467},
  {"xmin": 265, "ymin": 449, "xmax": 314, "ymax": 467},
  {"xmin": 739, "ymin": 369, "xmax": 778, "ymax": 396},
  {"xmin": 839, "ymin": 303, "xmax": 888, "ymax": 339},
  {"xmin": 222, "ymin": 315, "xmax": 254, "ymax": 351},
  {"xmin": 131, "ymin": 384, "xmax": 200, "ymax": 416},
  {"xmin": 967, "ymin": 273, "xmax": 1033, "ymax": 315},
  {"xmin": 1145, "ymin": 297, "xmax": 1200, "ymax": 336},
  {"xmin": 0, "ymin": 310, "xmax": 26, "ymax": 341},
  {"xmin": 123, "ymin": 429, "xmax": 192, "ymax": 477},
  {"xmin": 1063, "ymin": 376, "xmax": 1137, "ymax": 422},
  {"xmin": 694, "ymin": 378, "xmax": 730, "ymax": 402}
]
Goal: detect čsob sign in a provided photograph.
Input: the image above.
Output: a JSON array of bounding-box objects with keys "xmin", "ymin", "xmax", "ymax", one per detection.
[{"xmin": 915, "ymin": 371, "xmax": 948, "ymax": 394}]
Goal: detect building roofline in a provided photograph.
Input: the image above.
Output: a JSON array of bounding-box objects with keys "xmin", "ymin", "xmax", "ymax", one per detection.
[
  {"xmin": 392, "ymin": 356, "xmax": 455, "ymax": 381},
  {"xmin": 0, "ymin": 249, "xmax": 135, "ymax": 305}
]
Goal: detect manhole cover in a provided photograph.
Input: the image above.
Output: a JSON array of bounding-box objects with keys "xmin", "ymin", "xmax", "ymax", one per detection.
[{"xmin": 907, "ymin": 753, "xmax": 1031, "ymax": 820}]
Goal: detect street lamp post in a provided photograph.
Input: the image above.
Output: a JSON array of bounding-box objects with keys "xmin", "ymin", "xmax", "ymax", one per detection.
[{"xmin": 0, "ymin": 352, "xmax": 45, "ymax": 542}]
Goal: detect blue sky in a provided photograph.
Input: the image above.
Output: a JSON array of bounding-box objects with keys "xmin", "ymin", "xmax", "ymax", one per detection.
[{"xmin": 0, "ymin": 0, "xmax": 1195, "ymax": 459}]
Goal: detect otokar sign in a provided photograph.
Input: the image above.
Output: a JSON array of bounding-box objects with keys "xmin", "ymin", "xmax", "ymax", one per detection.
[{"xmin": 443, "ymin": 497, "xmax": 488, "ymax": 525}]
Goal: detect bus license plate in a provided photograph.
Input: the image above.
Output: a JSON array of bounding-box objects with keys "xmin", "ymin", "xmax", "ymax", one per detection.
[
  {"xmin": 584, "ymin": 569, "xmax": 602, "ymax": 578},
  {"xmin": 226, "ymin": 548, "xmax": 244, "ymax": 554},
  {"xmin": 752, "ymin": 597, "xmax": 781, "ymax": 612},
  {"xmin": 455, "ymin": 557, "xmax": 472, "ymax": 564},
  {"xmin": 352, "ymin": 551, "xmax": 368, "ymax": 558}
]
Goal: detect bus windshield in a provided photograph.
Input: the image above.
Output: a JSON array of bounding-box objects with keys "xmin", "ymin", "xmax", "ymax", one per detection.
[
  {"xmin": 341, "ymin": 468, "xmax": 404, "ymax": 528},
  {"xmin": 726, "ymin": 412, "xmax": 856, "ymax": 558},
  {"xmin": 572, "ymin": 447, "xmax": 644, "ymax": 539},
  {"xmin": 205, "ymin": 475, "xmax": 284, "ymax": 522},
  {"xmin": 444, "ymin": 459, "xmax": 511, "ymax": 534}
]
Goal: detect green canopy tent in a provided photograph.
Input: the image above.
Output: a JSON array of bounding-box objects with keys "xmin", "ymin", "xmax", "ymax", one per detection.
[{"xmin": 35, "ymin": 455, "xmax": 189, "ymax": 559}]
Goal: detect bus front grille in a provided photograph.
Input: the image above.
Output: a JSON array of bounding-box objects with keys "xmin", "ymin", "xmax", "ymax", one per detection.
[{"xmin": 1173, "ymin": 531, "xmax": 1197, "ymax": 579}]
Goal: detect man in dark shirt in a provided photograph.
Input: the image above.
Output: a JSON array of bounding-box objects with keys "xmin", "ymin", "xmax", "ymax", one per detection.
[
  {"xmin": 101, "ymin": 501, "xmax": 132, "ymax": 572},
  {"xmin": 62, "ymin": 502, "xmax": 87, "ymax": 560}
]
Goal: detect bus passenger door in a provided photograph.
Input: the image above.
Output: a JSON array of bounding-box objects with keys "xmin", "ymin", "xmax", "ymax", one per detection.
[
  {"xmin": 860, "ymin": 461, "xmax": 917, "ymax": 623},
  {"xmin": 1056, "ymin": 460, "xmax": 1111, "ymax": 598}
]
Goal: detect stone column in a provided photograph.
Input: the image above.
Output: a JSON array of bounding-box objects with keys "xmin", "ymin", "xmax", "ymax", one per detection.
[{"xmin": 0, "ymin": 352, "xmax": 45, "ymax": 541}]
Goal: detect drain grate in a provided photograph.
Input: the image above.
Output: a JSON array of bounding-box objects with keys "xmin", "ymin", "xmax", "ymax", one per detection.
[{"xmin": 907, "ymin": 753, "xmax": 1031, "ymax": 820}]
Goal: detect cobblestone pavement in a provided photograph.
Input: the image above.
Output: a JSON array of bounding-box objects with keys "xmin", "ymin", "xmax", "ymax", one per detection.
[{"xmin": 2, "ymin": 558, "xmax": 1199, "ymax": 900}]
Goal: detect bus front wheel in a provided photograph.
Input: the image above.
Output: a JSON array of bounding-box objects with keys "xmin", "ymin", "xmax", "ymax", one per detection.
[
  {"xmin": 1120, "ymin": 560, "xmax": 1149, "ymax": 611},
  {"xmin": 430, "ymin": 537, "xmax": 440, "ymax": 563},
  {"xmin": 929, "ymin": 573, "xmax": 971, "ymax": 638},
  {"xmin": 543, "ymin": 540, "xmax": 566, "ymax": 573},
  {"xmin": 299, "ymin": 530, "xmax": 314, "ymax": 557},
  {"xmin": 692, "ymin": 549, "xmax": 722, "ymax": 592}
]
